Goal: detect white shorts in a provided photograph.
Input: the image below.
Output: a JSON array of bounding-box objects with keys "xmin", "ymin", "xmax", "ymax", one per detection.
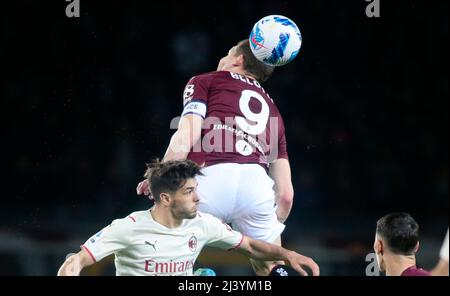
[{"xmin": 196, "ymin": 163, "xmax": 285, "ymax": 243}]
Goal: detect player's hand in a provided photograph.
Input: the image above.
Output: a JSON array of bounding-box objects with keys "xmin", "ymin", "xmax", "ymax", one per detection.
[
  {"xmin": 57, "ymin": 254, "xmax": 81, "ymax": 276},
  {"xmin": 286, "ymin": 251, "xmax": 320, "ymax": 276},
  {"xmin": 136, "ymin": 179, "xmax": 153, "ymax": 199}
]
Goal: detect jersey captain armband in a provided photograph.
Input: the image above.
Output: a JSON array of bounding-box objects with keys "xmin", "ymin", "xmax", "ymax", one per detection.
[{"xmin": 181, "ymin": 100, "xmax": 207, "ymax": 119}]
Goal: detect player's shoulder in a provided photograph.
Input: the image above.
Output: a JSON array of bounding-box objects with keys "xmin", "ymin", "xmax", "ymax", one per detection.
[
  {"xmin": 125, "ymin": 210, "xmax": 149, "ymax": 223},
  {"xmin": 195, "ymin": 211, "xmax": 222, "ymax": 224},
  {"xmin": 110, "ymin": 210, "xmax": 148, "ymax": 227},
  {"xmin": 194, "ymin": 212, "xmax": 236, "ymax": 234},
  {"xmin": 195, "ymin": 211, "xmax": 218, "ymax": 221}
]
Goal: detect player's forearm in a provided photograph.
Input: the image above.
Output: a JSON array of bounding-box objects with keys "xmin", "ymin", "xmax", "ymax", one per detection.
[
  {"xmin": 162, "ymin": 130, "xmax": 192, "ymax": 162},
  {"xmin": 58, "ymin": 262, "xmax": 82, "ymax": 276},
  {"xmin": 57, "ymin": 249, "xmax": 95, "ymax": 276},
  {"xmin": 163, "ymin": 115, "xmax": 202, "ymax": 162},
  {"xmin": 57, "ymin": 254, "xmax": 83, "ymax": 276},
  {"xmin": 239, "ymin": 238, "xmax": 293, "ymax": 262},
  {"xmin": 275, "ymin": 193, "xmax": 293, "ymax": 223}
]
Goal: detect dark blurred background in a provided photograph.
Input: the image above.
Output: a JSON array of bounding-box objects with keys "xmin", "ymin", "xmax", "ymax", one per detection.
[{"xmin": 1, "ymin": 0, "xmax": 448, "ymax": 275}]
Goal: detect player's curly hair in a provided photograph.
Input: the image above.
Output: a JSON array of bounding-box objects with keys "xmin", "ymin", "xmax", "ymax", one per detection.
[
  {"xmin": 235, "ymin": 39, "xmax": 275, "ymax": 83},
  {"xmin": 144, "ymin": 159, "xmax": 203, "ymax": 202}
]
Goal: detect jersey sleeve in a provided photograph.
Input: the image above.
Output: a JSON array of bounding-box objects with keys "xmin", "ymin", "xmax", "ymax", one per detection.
[
  {"xmin": 266, "ymin": 112, "xmax": 289, "ymax": 164},
  {"xmin": 81, "ymin": 218, "xmax": 132, "ymax": 262},
  {"xmin": 203, "ymin": 214, "xmax": 244, "ymax": 250},
  {"xmin": 181, "ymin": 75, "xmax": 210, "ymax": 119},
  {"xmin": 276, "ymin": 116, "xmax": 289, "ymax": 160}
]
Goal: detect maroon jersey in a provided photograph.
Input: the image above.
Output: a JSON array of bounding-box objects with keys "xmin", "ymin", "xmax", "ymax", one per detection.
[
  {"xmin": 181, "ymin": 71, "xmax": 288, "ymax": 168},
  {"xmin": 401, "ymin": 266, "xmax": 432, "ymax": 276}
]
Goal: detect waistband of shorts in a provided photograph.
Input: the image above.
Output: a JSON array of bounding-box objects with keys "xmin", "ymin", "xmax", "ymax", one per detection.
[{"xmin": 204, "ymin": 161, "xmax": 269, "ymax": 173}]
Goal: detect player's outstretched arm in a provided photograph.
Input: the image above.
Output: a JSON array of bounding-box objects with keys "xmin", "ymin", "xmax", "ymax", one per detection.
[
  {"xmin": 163, "ymin": 114, "xmax": 203, "ymax": 162},
  {"xmin": 57, "ymin": 249, "xmax": 95, "ymax": 276},
  {"xmin": 269, "ymin": 158, "xmax": 294, "ymax": 223},
  {"xmin": 235, "ymin": 236, "xmax": 320, "ymax": 276},
  {"xmin": 137, "ymin": 114, "xmax": 203, "ymax": 196}
]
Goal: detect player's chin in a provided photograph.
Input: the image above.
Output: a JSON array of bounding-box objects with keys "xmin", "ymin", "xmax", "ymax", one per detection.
[
  {"xmin": 187, "ymin": 213, "xmax": 197, "ymax": 219},
  {"xmin": 185, "ymin": 208, "xmax": 198, "ymax": 219}
]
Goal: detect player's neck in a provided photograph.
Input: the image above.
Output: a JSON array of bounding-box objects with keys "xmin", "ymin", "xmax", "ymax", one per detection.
[
  {"xmin": 150, "ymin": 206, "xmax": 183, "ymax": 228},
  {"xmin": 229, "ymin": 68, "xmax": 257, "ymax": 82},
  {"xmin": 384, "ymin": 254, "xmax": 416, "ymax": 276},
  {"xmin": 242, "ymin": 72, "xmax": 257, "ymax": 81}
]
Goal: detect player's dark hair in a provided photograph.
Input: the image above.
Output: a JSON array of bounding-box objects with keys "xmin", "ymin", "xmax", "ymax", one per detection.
[
  {"xmin": 144, "ymin": 159, "xmax": 203, "ymax": 202},
  {"xmin": 376, "ymin": 212, "xmax": 419, "ymax": 256},
  {"xmin": 235, "ymin": 39, "xmax": 275, "ymax": 83}
]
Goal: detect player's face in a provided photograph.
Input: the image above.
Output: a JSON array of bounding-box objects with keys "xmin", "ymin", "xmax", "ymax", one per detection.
[
  {"xmin": 170, "ymin": 178, "xmax": 200, "ymax": 220},
  {"xmin": 217, "ymin": 46, "xmax": 239, "ymax": 71}
]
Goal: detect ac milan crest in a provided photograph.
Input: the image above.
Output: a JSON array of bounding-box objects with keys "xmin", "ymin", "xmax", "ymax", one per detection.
[{"xmin": 188, "ymin": 234, "xmax": 197, "ymax": 252}]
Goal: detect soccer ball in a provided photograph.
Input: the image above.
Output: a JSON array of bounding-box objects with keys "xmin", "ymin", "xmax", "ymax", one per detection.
[{"xmin": 249, "ymin": 15, "xmax": 302, "ymax": 67}]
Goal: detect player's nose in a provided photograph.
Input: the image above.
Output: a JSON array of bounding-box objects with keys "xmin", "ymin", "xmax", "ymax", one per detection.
[{"xmin": 193, "ymin": 191, "xmax": 200, "ymax": 203}]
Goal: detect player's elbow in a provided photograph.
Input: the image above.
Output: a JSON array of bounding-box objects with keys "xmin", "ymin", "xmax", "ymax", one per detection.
[
  {"xmin": 277, "ymin": 189, "xmax": 294, "ymax": 207},
  {"xmin": 277, "ymin": 196, "xmax": 293, "ymax": 213}
]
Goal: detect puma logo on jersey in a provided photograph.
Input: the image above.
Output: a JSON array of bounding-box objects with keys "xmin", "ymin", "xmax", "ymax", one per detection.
[{"xmin": 145, "ymin": 240, "xmax": 157, "ymax": 251}]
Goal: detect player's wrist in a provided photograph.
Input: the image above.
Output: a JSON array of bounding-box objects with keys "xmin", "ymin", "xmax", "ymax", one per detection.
[{"xmin": 283, "ymin": 250, "xmax": 297, "ymax": 264}]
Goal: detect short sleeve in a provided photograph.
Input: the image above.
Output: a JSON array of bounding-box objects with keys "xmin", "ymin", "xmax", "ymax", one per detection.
[
  {"xmin": 269, "ymin": 116, "xmax": 288, "ymax": 162},
  {"xmin": 278, "ymin": 133, "xmax": 288, "ymax": 160},
  {"xmin": 181, "ymin": 75, "xmax": 210, "ymax": 119},
  {"xmin": 81, "ymin": 218, "xmax": 132, "ymax": 262},
  {"xmin": 203, "ymin": 214, "xmax": 243, "ymax": 250}
]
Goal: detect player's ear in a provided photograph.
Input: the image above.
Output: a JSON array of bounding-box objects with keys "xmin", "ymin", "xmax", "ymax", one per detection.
[
  {"xmin": 374, "ymin": 239, "xmax": 383, "ymax": 255},
  {"xmin": 159, "ymin": 193, "xmax": 171, "ymax": 206},
  {"xmin": 414, "ymin": 241, "xmax": 420, "ymax": 253},
  {"xmin": 378, "ymin": 240, "xmax": 384, "ymax": 255},
  {"xmin": 235, "ymin": 54, "xmax": 244, "ymax": 67}
]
